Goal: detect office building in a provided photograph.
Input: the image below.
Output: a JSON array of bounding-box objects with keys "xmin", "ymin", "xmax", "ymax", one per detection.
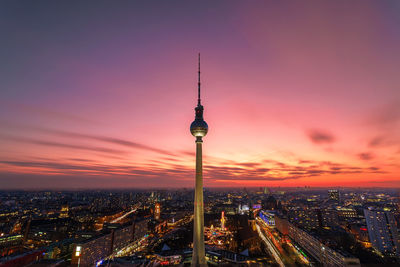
[{"xmin": 364, "ymin": 209, "xmax": 400, "ymax": 257}]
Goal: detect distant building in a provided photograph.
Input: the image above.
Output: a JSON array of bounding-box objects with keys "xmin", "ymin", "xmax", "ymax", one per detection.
[
  {"xmin": 262, "ymin": 195, "xmax": 277, "ymax": 210},
  {"xmin": 263, "ymin": 187, "xmax": 270, "ymax": 195},
  {"xmin": 288, "ymin": 208, "xmax": 319, "ymax": 231},
  {"xmin": 364, "ymin": 209, "xmax": 400, "ymax": 257},
  {"xmin": 336, "ymin": 207, "xmax": 357, "ymax": 220},
  {"xmin": 59, "ymin": 205, "xmax": 69, "ymax": 218},
  {"xmin": 328, "ymin": 189, "xmax": 340, "ymax": 202},
  {"xmin": 318, "ymin": 208, "xmax": 339, "ymax": 227},
  {"xmin": 154, "ymin": 203, "xmax": 161, "ymax": 220}
]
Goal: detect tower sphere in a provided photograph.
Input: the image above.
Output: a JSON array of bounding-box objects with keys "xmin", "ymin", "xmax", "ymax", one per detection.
[{"xmin": 190, "ymin": 119, "xmax": 208, "ymax": 137}]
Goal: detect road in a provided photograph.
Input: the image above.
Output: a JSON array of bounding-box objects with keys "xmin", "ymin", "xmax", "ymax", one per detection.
[
  {"xmin": 110, "ymin": 208, "xmax": 137, "ymax": 223},
  {"xmin": 256, "ymin": 216, "xmax": 310, "ymax": 266},
  {"xmin": 256, "ymin": 221, "xmax": 285, "ymax": 267}
]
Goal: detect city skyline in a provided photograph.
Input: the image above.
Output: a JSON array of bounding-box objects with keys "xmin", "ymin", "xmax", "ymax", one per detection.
[{"xmin": 1, "ymin": 1, "xmax": 400, "ymax": 189}]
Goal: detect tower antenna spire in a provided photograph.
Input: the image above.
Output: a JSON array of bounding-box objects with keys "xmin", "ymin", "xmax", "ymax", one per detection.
[{"xmin": 198, "ymin": 53, "xmax": 201, "ymax": 106}]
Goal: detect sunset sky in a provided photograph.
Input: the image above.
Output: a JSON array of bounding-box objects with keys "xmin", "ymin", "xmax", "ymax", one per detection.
[{"xmin": 0, "ymin": 1, "xmax": 399, "ymax": 189}]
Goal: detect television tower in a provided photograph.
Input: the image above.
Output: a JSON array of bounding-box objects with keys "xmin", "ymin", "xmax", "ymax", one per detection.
[{"xmin": 190, "ymin": 53, "xmax": 208, "ymax": 266}]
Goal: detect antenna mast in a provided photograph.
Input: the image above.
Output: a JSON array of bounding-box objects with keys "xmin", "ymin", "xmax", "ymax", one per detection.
[{"xmin": 198, "ymin": 53, "xmax": 201, "ymax": 106}]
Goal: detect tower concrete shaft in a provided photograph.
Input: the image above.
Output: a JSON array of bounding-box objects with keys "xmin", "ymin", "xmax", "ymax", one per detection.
[
  {"xmin": 190, "ymin": 53, "xmax": 208, "ymax": 266},
  {"xmin": 192, "ymin": 137, "xmax": 207, "ymax": 266}
]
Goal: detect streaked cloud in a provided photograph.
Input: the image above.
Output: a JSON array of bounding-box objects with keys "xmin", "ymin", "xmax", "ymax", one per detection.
[
  {"xmin": 0, "ymin": 135, "xmax": 127, "ymax": 155},
  {"xmin": 307, "ymin": 129, "xmax": 335, "ymax": 144},
  {"xmin": 0, "ymin": 156, "xmax": 385, "ymax": 188},
  {"xmin": 358, "ymin": 152, "xmax": 374, "ymax": 161}
]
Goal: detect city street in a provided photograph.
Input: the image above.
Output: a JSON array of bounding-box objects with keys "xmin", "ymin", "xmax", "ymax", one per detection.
[{"xmin": 256, "ymin": 216, "xmax": 310, "ymax": 267}]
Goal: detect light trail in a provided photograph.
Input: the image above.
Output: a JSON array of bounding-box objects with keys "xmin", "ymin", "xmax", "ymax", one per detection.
[
  {"xmin": 256, "ymin": 223, "xmax": 285, "ymax": 267},
  {"xmin": 287, "ymin": 242, "xmax": 310, "ymax": 264},
  {"xmin": 110, "ymin": 208, "xmax": 137, "ymax": 223}
]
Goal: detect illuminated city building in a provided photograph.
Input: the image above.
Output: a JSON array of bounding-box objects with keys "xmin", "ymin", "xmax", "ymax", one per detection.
[
  {"xmin": 71, "ymin": 222, "xmax": 144, "ymax": 266},
  {"xmin": 190, "ymin": 54, "xmax": 208, "ymax": 267},
  {"xmin": 259, "ymin": 211, "xmax": 275, "ymax": 227},
  {"xmin": 71, "ymin": 232, "xmax": 113, "ymax": 266},
  {"xmin": 155, "ymin": 203, "xmax": 161, "ymax": 220},
  {"xmin": 318, "ymin": 208, "xmax": 339, "ymax": 227},
  {"xmin": 328, "ymin": 189, "xmax": 340, "ymax": 202},
  {"xmin": 364, "ymin": 208, "xmax": 400, "ymax": 257},
  {"xmin": 111, "ymin": 224, "xmax": 135, "ymax": 253},
  {"xmin": 349, "ymin": 224, "xmax": 371, "ymax": 247},
  {"xmin": 288, "ymin": 208, "xmax": 320, "ymax": 231},
  {"xmin": 238, "ymin": 204, "xmax": 250, "ymax": 215},
  {"xmin": 132, "ymin": 218, "xmax": 150, "ymax": 242},
  {"xmin": 262, "ymin": 195, "xmax": 277, "ymax": 210},
  {"xmin": 274, "ymin": 215, "xmax": 361, "ymax": 266},
  {"xmin": 220, "ymin": 211, "xmax": 225, "ymax": 231},
  {"xmin": 59, "ymin": 205, "xmax": 69, "ymax": 218},
  {"xmin": 252, "ymin": 204, "xmax": 262, "ymax": 210},
  {"xmin": 336, "ymin": 207, "xmax": 358, "ymax": 220},
  {"xmin": 0, "ymin": 234, "xmax": 23, "ymax": 257}
]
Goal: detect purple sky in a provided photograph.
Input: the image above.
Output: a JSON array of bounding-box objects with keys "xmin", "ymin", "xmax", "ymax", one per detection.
[{"xmin": 0, "ymin": 1, "xmax": 399, "ymax": 189}]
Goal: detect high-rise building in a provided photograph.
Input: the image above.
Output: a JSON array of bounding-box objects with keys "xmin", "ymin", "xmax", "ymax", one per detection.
[
  {"xmin": 364, "ymin": 209, "xmax": 400, "ymax": 257},
  {"xmin": 190, "ymin": 54, "xmax": 208, "ymax": 267}
]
